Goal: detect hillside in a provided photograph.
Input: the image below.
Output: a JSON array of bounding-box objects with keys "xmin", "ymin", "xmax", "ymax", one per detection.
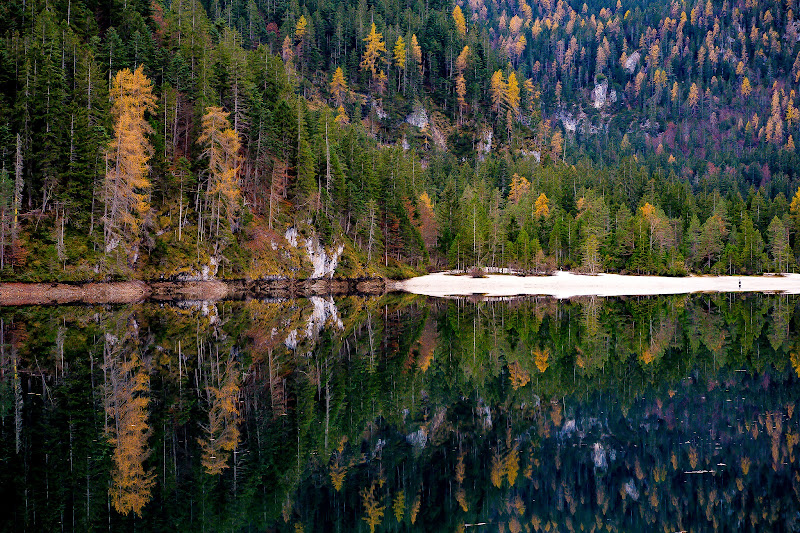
[{"xmin": 1, "ymin": 0, "xmax": 800, "ymax": 280}]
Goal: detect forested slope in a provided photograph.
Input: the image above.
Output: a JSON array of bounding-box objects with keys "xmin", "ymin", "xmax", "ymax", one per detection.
[{"xmin": 2, "ymin": 0, "xmax": 800, "ymax": 279}]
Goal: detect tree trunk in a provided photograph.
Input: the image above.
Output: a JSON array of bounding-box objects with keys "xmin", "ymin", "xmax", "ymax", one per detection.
[{"xmin": 13, "ymin": 134, "xmax": 23, "ymax": 240}]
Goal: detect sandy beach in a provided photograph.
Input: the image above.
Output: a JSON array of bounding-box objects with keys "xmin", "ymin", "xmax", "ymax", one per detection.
[{"xmin": 397, "ymin": 271, "xmax": 800, "ymax": 298}]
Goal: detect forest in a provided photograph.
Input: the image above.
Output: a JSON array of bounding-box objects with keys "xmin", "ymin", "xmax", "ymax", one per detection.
[{"xmin": 2, "ymin": 0, "xmax": 800, "ymax": 280}]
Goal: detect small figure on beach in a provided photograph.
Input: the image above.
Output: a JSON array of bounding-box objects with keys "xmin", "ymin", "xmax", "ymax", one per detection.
[{"xmin": 739, "ymin": 279, "xmax": 741, "ymax": 289}]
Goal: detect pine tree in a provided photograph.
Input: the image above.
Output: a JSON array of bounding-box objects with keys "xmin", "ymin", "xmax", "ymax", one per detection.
[{"xmin": 768, "ymin": 216, "xmax": 792, "ymax": 272}]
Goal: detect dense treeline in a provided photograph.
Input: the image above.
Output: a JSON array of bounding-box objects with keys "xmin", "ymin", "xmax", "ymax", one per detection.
[
  {"xmin": 2, "ymin": 0, "xmax": 800, "ymax": 279},
  {"xmin": 0, "ymin": 0, "xmax": 428, "ymax": 280},
  {"xmin": 429, "ymin": 154, "xmax": 800, "ymax": 274}
]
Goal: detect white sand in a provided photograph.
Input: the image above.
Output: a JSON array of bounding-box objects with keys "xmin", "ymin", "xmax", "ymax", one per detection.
[{"xmin": 397, "ymin": 271, "xmax": 800, "ymax": 298}]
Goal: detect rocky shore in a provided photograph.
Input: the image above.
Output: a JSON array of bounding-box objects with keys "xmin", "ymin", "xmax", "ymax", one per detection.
[{"xmin": 0, "ymin": 277, "xmax": 390, "ymax": 305}]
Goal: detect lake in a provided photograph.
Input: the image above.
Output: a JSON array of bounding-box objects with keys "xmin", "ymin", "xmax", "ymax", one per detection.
[{"xmin": 0, "ymin": 293, "xmax": 798, "ymax": 531}]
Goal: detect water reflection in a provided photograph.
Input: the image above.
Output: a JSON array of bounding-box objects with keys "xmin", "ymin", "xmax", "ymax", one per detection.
[{"xmin": 0, "ymin": 294, "xmax": 799, "ymax": 531}]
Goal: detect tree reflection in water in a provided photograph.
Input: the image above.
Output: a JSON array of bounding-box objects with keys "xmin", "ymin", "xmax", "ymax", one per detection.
[{"xmin": 0, "ymin": 293, "xmax": 799, "ymax": 531}]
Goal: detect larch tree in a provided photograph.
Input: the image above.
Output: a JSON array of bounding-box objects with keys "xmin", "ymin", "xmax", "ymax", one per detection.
[
  {"xmin": 508, "ymin": 173, "xmax": 530, "ymax": 203},
  {"xmin": 330, "ymin": 67, "xmax": 349, "ymax": 106},
  {"xmin": 294, "ymin": 15, "xmax": 309, "ymax": 74},
  {"xmin": 199, "ymin": 106, "xmax": 241, "ymax": 243},
  {"xmin": 453, "ymin": 5, "xmax": 467, "ymax": 37},
  {"xmin": 455, "ymin": 46, "xmax": 469, "ymax": 124},
  {"xmin": 687, "ymin": 82, "xmax": 700, "ymax": 114},
  {"xmin": 393, "ymin": 36, "xmax": 407, "ymax": 92},
  {"xmin": 507, "ymin": 71, "xmax": 521, "ymax": 116},
  {"xmin": 410, "ymin": 34, "xmax": 423, "ymax": 88},
  {"xmin": 334, "ymin": 105, "xmax": 349, "ymax": 125},
  {"xmin": 490, "ymin": 70, "xmax": 507, "ymax": 116},
  {"xmin": 361, "ymin": 23, "xmax": 388, "ymax": 95},
  {"xmin": 103, "ymin": 66, "xmax": 156, "ymax": 257},
  {"xmin": 104, "ymin": 322, "xmax": 154, "ymax": 518},
  {"xmin": 741, "ymin": 77, "xmax": 752, "ymax": 99},
  {"xmin": 534, "ymin": 193, "xmax": 550, "ymax": 218}
]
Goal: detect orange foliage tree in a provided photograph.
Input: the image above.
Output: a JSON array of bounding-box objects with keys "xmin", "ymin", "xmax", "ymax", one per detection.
[
  {"xmin": 105, "ymin": 340, "xmax": 154, "ymax": 517},
  {"xmin": 103, "ymin": 66, "xmax": 156, "ymax": 256}
]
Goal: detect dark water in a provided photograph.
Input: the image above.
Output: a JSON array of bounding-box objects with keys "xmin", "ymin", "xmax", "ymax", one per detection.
[{"xmin": 1, "ymin": 293, "xmax": 799, "ymax": 532}]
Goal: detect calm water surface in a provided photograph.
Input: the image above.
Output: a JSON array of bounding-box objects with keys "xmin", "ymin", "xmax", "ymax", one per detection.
[{"xmin": 1, "ymin": 293, "xmax": 799, "ymax": 531}]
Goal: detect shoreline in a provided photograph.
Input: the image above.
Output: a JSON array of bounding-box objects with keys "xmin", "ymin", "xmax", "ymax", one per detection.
[
  {"xmin": 3, "ymin": 271, "xmax": 800, "ymax": 305},
  {"xmin": 395, "ymin": 271, "xmax": 800, "ymax": 299},
  {"xmin": 0, "ymin": 277, "xmax": 388, "ymax": 305}
]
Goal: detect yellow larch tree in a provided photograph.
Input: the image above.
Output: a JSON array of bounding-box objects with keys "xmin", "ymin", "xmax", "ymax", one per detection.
[
  {"xmin": 533, "ymin": 347, "xmax": 550, "ymax": 372},
  {"xmin": 330, "ymin": 454, "xmax": 348, "ymax": 490},
  {"xmin": 551, "ymin": 129, "xmax": 564, "ymax": 158},
  {"xmin": 361, "ymin": 481, "xmax": 385, "ymax": 533},
  {"xmin": 507, "ymin": 71, "xmax": 521, "ymax": 116},
  {"xmin": 509, "ymin": 361, "xmax": 531, "ymax": 389},
  {"xmin": 455, "ymin": 45, "xmax": 469, "ymax": 76},
  {"xmin": 504, "ymin": 445, "xmax": 520, "ymax": 485},
  {"xmin": 490, "ymin": 70, "xmax": 507, "ymax": 115},
  {"xmin": 335, "ymin": 105, "xmax": 349, "ymax": 125},
  {"xmin": 295, "ymin": 15, "xmax": 307, "ymax": 40},
  {"xmin": 103, "ymin": 66, "xmax": 156, "ymax": 256},
  {"xmin": 361, "ymin": 23, "xmax": 388, "ymax": 94},
  {"xmin": 410, "ymin": 493, "xmax": 421, "ymax": 523},
  {"xmin": 330, "ymin": 66, "xmax": 349, "ymax": 106},
  {"xmin": 199, "ymin": 106, "xmax": 241, "ymax": 240},
  {"xmin": 393, "ymin": 490, "xmax": 405, "ymax": 522},
  {"xmin": 455, "ymin": 46, "xmax": 469, "ymax": 124},
  {"xmin": 455, "ymin": 450, "xmax": 466, "ymax": 484},
  {"xmin": 490, "ymin": 449, "xmax": 504, "ymax": 487},
  {"xmin": 282, "ymin": 35, "xmax": 294, "ymax": 73},
  {"xmin": 513, "ymin": 34, "xmax": 527, "ymax": 63},
  {"xmin": 411, "ymin": 34, "xmax": 423, "ymax": 78},
  {"xmin": 393, "ymin": 36, "xmax": 407, "ymax": 69},
  {"xmin": 104, "ymin": 333, "xmax": 155, "ymax": 518},
  {"xmin": 786, "ymin": 97, "xmax": 799, "ymax": 127},
  {"xmin": 687, "ymin": 82, "xmax": 700, "ymax": 113},
  {"xmin": 456, "ymin": 72, "xmax": 467, "ymax": 124},
  {"xmin": 508, "ymin": 173, "xmax": 530, "ymax": 203},
  {"xmin": 741, "ymin": 77, "xmax": 752, "ymax": 98},
  {"xmin": 534, "ymin": 193, "xmax": 550, "ymax": 218},
  {"xmin": 393, "ymin": 36, "xmax": 407, "ymax": 91},
  {"xmin": 453, "ymin": 5, "xmax": 467, "ymax": 37}
]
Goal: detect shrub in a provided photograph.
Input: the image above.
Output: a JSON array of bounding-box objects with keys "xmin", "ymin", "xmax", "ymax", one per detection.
[{"xmin": 468, "ymin": 266, "xmax": 485, "ymax": 278}]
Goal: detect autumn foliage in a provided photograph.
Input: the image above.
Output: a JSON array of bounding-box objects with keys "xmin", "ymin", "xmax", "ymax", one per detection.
[{"xmin": 103, "ymin": 66, "xmax": 156, "ymax": 255}]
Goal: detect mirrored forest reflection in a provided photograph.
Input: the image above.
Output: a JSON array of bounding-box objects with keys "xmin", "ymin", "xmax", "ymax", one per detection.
[{"xmin": 1, "ymin": 293, "xmax": 800, "ymax": 531}]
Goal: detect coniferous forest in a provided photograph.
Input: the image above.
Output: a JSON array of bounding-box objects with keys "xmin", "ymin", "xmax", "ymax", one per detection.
[{"xmin": 3, "ymin": 0, "xmax": 800, "ymax": 279}]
